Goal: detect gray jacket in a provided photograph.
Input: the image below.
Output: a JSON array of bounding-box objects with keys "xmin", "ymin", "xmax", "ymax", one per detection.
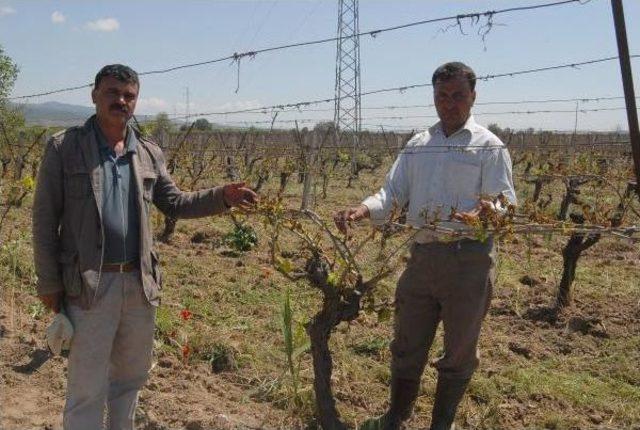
[{"xmin": 32, "ymin": 116, "xmax": 227, "ymax": 307}]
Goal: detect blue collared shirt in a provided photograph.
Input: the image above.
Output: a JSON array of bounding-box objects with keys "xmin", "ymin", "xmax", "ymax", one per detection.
[{"xmin": 93, "ymin": 119, "xmax": 140, "ymax": 264}]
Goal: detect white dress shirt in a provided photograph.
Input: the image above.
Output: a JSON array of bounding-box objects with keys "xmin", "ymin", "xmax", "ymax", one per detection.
[{"xmin": 362, "ymin": 116, "xmax": 517, "ymax": 239}]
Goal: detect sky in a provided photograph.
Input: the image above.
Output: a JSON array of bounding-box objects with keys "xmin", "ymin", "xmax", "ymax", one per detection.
[{"xmin": 1, "ymin": 0, "xmax": 639, "ymax": 132}]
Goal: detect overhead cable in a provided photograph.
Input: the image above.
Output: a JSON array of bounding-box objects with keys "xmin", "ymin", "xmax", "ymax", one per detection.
[{"xmin": 9, "ymin": 0, "xmax": 590, "ymax": 100}]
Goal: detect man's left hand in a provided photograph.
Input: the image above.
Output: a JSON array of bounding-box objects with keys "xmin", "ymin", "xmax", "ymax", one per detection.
[
  {"xmin": 452, "ymin": 199, "xmax": 495, "ymax": 223},
  {"xmin": 223, "ymin": 182, "xmax": 259, "ymax": 209}
]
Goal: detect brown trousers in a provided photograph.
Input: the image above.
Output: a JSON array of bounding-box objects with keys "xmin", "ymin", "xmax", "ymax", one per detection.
[{"xmin": 391, "ymin": 239, "xmax": 495, "ymax": 381}]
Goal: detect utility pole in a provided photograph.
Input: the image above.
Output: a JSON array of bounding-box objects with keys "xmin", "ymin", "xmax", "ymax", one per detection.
[
  {"xmin": 184, "ymin": 86, "xmax": 190, "ymax": 125},
  {"xmin": 571, "ymin": 100, "xmax": 579, "ymax": 147},
  {"xmin": 333, "ymin": 0, "xmax": 362, "ymax": 180},
  {"xmin": 611, "ymin": 0, "xmax": 640, "ymax": 195}
]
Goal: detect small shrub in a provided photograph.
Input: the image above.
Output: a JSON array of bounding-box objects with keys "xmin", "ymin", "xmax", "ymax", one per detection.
[
  {"xmin": 224, "ymin": 224, "xmax": 258, "ymax": 252},
  {"xmin": 352, "ymin": 336, "xmax": 388, "ymax": 357}
]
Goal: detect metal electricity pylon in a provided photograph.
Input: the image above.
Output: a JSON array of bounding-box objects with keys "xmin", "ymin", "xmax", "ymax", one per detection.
[{"xmin": 333, "ymin": 0, "xmax": 362, "ymax": 177}]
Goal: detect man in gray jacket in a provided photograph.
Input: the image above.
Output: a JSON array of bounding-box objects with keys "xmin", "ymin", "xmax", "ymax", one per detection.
[{"xmin": 32, "ymin": 64, "xmax": 257, "ymax": 430}]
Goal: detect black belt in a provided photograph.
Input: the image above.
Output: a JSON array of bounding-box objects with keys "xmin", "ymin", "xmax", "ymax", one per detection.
[{"xmin": 101, "ymin": 261, "xmax": 138, "ymax": 273}]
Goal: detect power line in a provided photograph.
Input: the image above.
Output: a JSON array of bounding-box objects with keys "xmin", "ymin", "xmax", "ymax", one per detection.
[
  {"xmin": 9, "ymin": 0, "xmax": 590, "ymax": 100},
  {"xmin": 194, "ymin": 107, "xmax": 633, "ymax": 127},
  {"xmin": 365, "ymin": 106, "xmax": 633, "ymax": 120},
  {"xmin": 246, "ymin": 95, "xmax": 638, "ymax": 114},
  {"xmin": 28, "ymin": 102, "xmax": 634, "ymax": 133},
  {"xmin": 16, "ymin": 56, "xmax": 638, "ymax": 129},
  {"xmin": 246, "ymin": 0, "xmax": 280, "ymax": 49},
  {"xmin": 236, "ymin": 0, "xmax": 322, "ymax": 91},
  {"xmin": 126, "ymin": 95, "xmax": 634, "ymax": 118},
  {"xmin": 33, "ymin": 97, "xmax": 640, "ymax": 127},
  {"xmin": 159, "ymin": 55, "xmax": 639, "ymax": 121}
]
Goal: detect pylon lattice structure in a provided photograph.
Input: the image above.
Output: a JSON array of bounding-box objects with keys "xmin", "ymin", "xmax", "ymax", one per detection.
[{"xmin": 333, "ymin": 0, "xmax": 362, "ymax": 173}]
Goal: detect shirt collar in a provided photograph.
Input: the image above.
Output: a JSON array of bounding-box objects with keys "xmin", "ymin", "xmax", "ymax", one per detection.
[
  {"xmin": 431, "ymin": 115, "xmax": 479, "ymax": 137},
  {"xmin": 93, "ymin": 116, "xmax": 138, "ymax": 157}
]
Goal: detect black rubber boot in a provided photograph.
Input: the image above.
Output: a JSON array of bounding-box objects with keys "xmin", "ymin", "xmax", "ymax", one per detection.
[
  {"xmin": 380, "ymin": 377, "xmax": 421, "ymax": 430},
  {"xmin": 358, "ymin": 378, "xmax": 420, "ymax": 430},
  {"xmin": 429, "ymin": 377, "xmax": 470, "ymax": 430}
]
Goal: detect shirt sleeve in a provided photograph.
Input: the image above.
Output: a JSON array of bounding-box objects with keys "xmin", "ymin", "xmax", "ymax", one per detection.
[
  {"xmin": 481, "ymin": 146, "xmax": 517, "ymax": 206},
  {"xmin": 361, "ymin": 150, "xmax": 410, "ymax": 224}
]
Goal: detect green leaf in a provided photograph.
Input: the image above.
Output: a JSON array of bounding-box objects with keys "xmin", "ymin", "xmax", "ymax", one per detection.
[
  {"xmin": 281, "ymin": 289, "xmax": 293, "ymax": 357},
  {"xmin": 327, "ymin": 271, "xmax": 339, "ymax": 287},
  {"xmin": 276, "ymin": 256, "xmax": 294, "ymax": 275},
  {"xmin": 21, "ymin": 176, "xmax": 35, "ymax": 191}
]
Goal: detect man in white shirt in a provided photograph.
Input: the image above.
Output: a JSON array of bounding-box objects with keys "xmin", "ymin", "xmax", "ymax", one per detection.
[{"xmin": 334, "ymin": 62, "xmax": 516, "ymax": 430}]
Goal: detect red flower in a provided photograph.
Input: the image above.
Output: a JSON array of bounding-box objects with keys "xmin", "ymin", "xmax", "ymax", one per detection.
[{"xmin": 180, "ymin": 309, "xmax": 192, "ymax": 321}]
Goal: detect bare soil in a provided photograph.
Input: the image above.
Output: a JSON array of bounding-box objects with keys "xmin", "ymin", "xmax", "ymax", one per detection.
[{"xmin": 1, "ymin": 183, "xmax": 639, "ymax": 429}]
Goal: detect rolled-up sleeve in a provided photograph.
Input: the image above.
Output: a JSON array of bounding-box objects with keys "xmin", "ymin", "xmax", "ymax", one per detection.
[
  {"xmin": 362, "ymin": 151, "xmax": 410, "ymax": 224},
  {"xmin": 481, "ymin": 146, "xmax": 517, "ymax": 206}
]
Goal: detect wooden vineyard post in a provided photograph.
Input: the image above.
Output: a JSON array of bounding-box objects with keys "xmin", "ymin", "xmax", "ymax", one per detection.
[{"xmin": 611, "ymin": 0, "xmax": 640, "ymax": 197}]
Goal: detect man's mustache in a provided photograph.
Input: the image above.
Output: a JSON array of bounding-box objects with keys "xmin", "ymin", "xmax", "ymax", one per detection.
[{"xmin": 110, "ymin": 104, "xmax": 129, "ymax": 113}]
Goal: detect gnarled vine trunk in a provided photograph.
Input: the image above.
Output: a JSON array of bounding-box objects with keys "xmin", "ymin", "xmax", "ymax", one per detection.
[
  {"xmin": 304, "ymin": 255, "xmax": 371, "ymax": 430},
  {"xmin": 557, "ymin": 233, "xmax": 600, "ymax": 308}
]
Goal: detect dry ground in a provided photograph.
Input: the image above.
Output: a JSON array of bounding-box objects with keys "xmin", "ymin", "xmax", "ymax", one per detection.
[{"xmin": 1, "ymin": 168, "xmax": 639, "ymax": 430}]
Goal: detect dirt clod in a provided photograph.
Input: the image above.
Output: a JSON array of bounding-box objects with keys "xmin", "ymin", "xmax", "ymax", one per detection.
[
  {"xmin": 519, "ymin": 275, "xmax": 541, "ymax": 287},
  {"xmin": 508, "ymin": 342, "xmax": 532, "ymax": 359}
]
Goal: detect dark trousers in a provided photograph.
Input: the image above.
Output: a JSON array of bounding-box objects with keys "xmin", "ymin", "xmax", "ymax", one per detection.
[{"xmin": 391, "ymin": 239, "xmax": 495, "ymax": 381}]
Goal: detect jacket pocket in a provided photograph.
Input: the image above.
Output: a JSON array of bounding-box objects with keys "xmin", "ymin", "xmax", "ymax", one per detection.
[
  {"xmin": 65, "ymin": 167, "xmax": 92, "ymax": 199},
  {"xmin": 142, "ymin": 171, "xmax": 157, "ymax": 203},
  {"xmin": 58, "ymin": 251, "xmax": 82, "ymax": 297},
  {"xmin": 150, "ymin": 249, "xmax": 162, "ymax": 288}
]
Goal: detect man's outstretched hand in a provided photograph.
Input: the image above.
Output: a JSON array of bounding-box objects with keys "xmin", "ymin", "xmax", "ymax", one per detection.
[
  {"xmin": 223, "ymin": 182, "xmax": 259, "ymax": 209},
  {"xmin": 333, "ymin": 204, "xmax": 370, "ymax": 235}
]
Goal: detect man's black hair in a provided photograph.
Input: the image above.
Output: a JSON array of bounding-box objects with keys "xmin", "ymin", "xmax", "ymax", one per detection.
[
  {"xmin": 431, "ymin": 62, "xmax": 476, "ymax": 91},
  {"xmin": 94, "ymin": 64, "xmax": 139, "ymax": 89}
]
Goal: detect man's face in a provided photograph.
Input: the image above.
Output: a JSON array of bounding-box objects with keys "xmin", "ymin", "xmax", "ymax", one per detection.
[
  {"xmin": 433, "ymin": 76, "xmax": 476, "ymax": 133},
  {"xmin": 91, "ymin": 76, "xmax": 139, "ymax": 126}
]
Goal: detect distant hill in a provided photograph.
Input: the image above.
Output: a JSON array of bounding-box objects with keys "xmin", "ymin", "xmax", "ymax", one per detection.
[
  {"xmin": 12, "ymin": 101, "xmax": 94, "ymax": 127},
  {"xmin": 12, "ymin": 101, "xmax": 153, "ymax": 127}
]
